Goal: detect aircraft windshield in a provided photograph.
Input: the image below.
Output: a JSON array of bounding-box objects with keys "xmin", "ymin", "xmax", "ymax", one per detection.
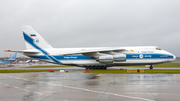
[{"xmin": 156, "ymin": 47, "xmax": 162, "ymax": 50}]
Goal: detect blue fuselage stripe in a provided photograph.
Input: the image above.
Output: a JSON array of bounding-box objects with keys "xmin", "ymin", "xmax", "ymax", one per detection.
[{"xmin": 29, "ymin": 54, "xmax": 174, "ymax": 61}]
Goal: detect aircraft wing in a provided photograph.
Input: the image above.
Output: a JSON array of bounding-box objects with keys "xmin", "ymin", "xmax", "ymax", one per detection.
[
  {"xmin": 5, "ymin": 48, "xmax": 126, "ymax": 55},
  {"xmin": 60, "ymin": 48, "xmax": 126, "ymax": 55}
]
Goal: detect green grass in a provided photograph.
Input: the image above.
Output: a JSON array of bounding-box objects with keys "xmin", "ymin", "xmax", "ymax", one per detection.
[
  {"xmin": 171, "ymin": 60, "xmax": 180, "ymax": 63},
  {"xmin": 24, "ymin": 65, "xmax": 71, "ymax": 68},
  {"xmin": 0, "ymin": 69, "xmax": 60, "ymax": 73},
  {"xmin": 124, "ymin": 63, "xmax": 180, "ymax": 67},
  {"xmin": 153, "ymin": 63, "xmax": 180, "ymax": 67},
  {"xmin": 89, "ymin": 69, "xmax": 180, "ymax": 74}
]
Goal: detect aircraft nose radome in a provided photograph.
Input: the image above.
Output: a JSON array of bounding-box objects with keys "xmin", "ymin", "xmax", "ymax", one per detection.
[{"xmin": 173, "ymin": 55, "xmax": 176, "ymax": 60}]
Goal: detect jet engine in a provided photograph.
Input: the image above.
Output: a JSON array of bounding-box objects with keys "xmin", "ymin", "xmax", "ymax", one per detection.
[
  {"xmin": 98, "ymin": 55, "xmax": 113, "ymax": 63},
  {"xmin": 113, "ymin": 54, "xmax": 126, "ymax": 62},
  {"xmin": 97, "ymin": 54, "xmax": 126, "ymax": 63}
]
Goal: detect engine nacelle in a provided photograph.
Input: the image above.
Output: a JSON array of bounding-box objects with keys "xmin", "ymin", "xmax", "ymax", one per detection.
[
  {"xmin": 113, "ymin": 54, "xmax": 126, "ymax": 62},
  {"xmin": 97, "ymin": 54, "xmax": 126, "ymax": 63},
  {"xmin": 98, "ymin": 55, "xmax": 113, "ymax": 63}
]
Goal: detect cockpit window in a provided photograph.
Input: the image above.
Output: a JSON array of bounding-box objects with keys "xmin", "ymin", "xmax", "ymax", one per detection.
[{"xmin": 156, "ymin": 47, "xmax": 162, "ymax": 50}]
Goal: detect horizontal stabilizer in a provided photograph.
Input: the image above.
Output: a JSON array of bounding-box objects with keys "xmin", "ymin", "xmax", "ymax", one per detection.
[{"xmin": 5, "ymin": 50, "xmax": 40, "ymax": 54}]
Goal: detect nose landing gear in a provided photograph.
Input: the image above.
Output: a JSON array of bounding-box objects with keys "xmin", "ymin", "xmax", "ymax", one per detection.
[{"xmin": 149, "ymin": 65, "xmax": 153, "ymax": 69}]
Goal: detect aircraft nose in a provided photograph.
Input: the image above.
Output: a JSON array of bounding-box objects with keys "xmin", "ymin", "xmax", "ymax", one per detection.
[{"xmin": 173, "ymin": 55, "xmax": 176, "ymax": 60}]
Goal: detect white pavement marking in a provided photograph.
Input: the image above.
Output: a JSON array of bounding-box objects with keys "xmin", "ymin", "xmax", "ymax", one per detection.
[
  {"xmin": 12, "ymin": 85, "xmax": 43, "ymax": 95},
  {"xmin": 0, "ymin": 75, "xmax": 43, "ymax": 95},
  {"xmin": 8, "ymin": 76, "xmax": 13, "ymax": 78},
  {"xmin": 13, "ymin": 86, "xmax": 19, "ymax": 89},
  {"xmin": 47, "ymin": 83, "xmax": 60, "ymax": 86},
  {"xmin": 22, "ymin": 89, "xmax": 27, "ymax": 91},
  {"xmin": 22, "ymin": 78, "xmax": 28, "ymax": 81},
  {"xmin": 30, "ymin": 81, "xmax": 153, "ymax": 100},
  {"xmin": 56, "ymin": 84, "xmax": 155, "ymax": 101},
  {"xmin": 5, "ymin": 84, "xmax": 9, "ymax": 86},
  {"xmin": 1, "ymin": 74, "xmax": 154, "ymax": 101},
  {"xmin": 96, "ymin": 74, "xmax": 103, "ymax": 76},
  {"xmin": 34, "ymin": 92, "xmax": 43, "ymax": 95},
  {"xmin": 15, "ymin": 77, "xmax": 21, "ymax": 79}
]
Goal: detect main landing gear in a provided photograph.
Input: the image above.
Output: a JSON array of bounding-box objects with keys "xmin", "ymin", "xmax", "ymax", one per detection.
[
  {"xmin": 85, "ymin": 66, "xmax": 107, "ymax": 70},
  {"xmin": 149, "ymin": 65, "xmax": 153, "ymax": 69}
]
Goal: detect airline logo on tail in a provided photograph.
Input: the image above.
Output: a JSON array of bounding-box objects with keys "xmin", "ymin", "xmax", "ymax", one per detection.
[{"xmin": 34, "ymin": 38, "xmax": 39, "ymax": 44}]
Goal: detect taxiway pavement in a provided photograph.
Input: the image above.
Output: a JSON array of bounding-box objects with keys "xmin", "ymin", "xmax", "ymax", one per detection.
[{"xmin": 0, "ymin": 70, "xmax": 180, "ymax": 101}]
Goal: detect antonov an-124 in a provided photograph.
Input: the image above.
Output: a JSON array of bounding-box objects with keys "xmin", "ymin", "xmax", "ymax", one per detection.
[{"xmin": 5, "ymin": 25, "xmax": 176, "ymax": 69}]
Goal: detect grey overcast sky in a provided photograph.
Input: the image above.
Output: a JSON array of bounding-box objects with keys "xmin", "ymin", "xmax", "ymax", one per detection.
[{"xmin": 0, "ymin": 0, "xmax": 180, "ymax": 57}]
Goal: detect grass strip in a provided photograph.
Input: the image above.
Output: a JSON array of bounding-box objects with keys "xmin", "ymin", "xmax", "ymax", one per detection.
[
  {"xmin": 124, "ymin": 63, "xmax": 180, "ymax": 67},
  {"xmin": 89, "ymin": 69, "xmax": 180, "ymax": 74},
  {"xmin": 0, "ymin": 69, "xmax": 60, "ymax": 73},
  {"xmin": 24, "ymin": 65, "xmax": 72, "ymax": 68}
]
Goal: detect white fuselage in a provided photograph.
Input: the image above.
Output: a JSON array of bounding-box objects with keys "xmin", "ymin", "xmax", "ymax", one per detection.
[{"xmin": 24, "ymin": 46, "xmax": 176, "ymax": 67}]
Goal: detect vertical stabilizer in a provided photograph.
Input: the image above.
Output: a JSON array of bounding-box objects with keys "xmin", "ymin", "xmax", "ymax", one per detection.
[
  {"xmin": 7, "ymin": 53, "xmax": 17, "ymax": 60},
  {"xmin": 22, "ymin": 25, "xmax": 53, "ymax": 50}
]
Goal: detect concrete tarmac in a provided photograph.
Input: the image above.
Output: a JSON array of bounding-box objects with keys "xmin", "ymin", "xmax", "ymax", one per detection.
[
  {"xmin": 0, "ymin": 70, "xmax": 180, "ymax": 101},
  {"xmin": 1, "ymin": 66, "xmax": 180, "ymax": 70}
]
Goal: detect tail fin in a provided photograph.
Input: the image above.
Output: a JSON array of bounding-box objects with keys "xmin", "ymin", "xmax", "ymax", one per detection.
[
  {"xmin": 7, "ymin": 53, "xmax": 17, "ymax": 60},
  {"xmin": 22, "ymin": 25, "xmax": 53, "ymax": 50},
  {"xmin": 22, "ymin": 25, "xmax": 62, "ymax": 64}
]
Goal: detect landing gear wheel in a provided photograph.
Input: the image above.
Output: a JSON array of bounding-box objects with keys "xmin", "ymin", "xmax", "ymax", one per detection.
[{"xmin": 149, "ymin": 65, "xmax": 153, "ymax": 69}]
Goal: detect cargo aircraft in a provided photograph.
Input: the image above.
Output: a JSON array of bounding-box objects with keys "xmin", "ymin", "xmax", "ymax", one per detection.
[{"xmin": 5, "ymin": 25, "xmax": 176, "ymax": 69}]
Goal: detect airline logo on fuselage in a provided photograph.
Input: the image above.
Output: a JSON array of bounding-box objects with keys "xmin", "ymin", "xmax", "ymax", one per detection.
[
  {"xmin": 64, "ymin": 56, "xmax": 77, "ymax": 59},
  {"xmin": 139, "ymin": 54, "xmax": 143, "ymax": 59}
]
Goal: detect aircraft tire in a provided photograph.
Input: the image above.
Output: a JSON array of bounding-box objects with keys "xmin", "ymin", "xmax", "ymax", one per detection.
[
  {"xmin": 93, "ymin": 66, "xmax": 96, "ymax": 70},
  {"xmin": 89, "ymin": 66, "xmax": 92, "ymax": 70},
  {"xmin": 149, "ymin": 65, "xmax": 153, "ymax": 69},
  {"xmin": 85, "ymin": 66, "xmax": 88, "ymax": 70},
  {"xmin": 97, "ymin": 66, "xmax": 100, "ymax": 70}
]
